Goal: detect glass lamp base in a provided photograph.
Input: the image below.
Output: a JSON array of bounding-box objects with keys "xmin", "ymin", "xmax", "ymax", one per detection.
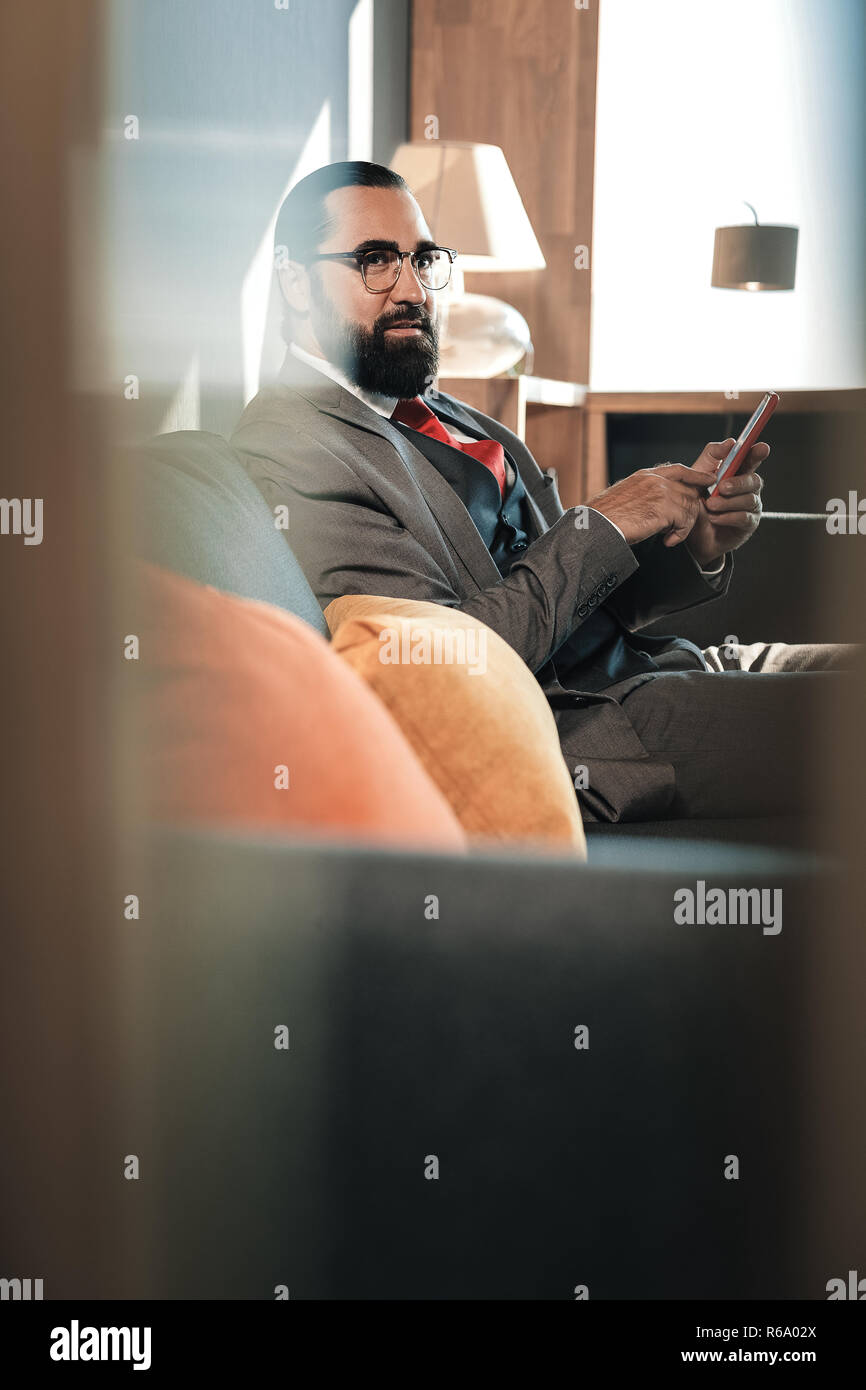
[{"xmin": 438, "ymin": 292, "xmax": 533, "ymax": 379}]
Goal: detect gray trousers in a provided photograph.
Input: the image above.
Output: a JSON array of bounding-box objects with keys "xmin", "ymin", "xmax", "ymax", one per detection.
[{"xmin": 617, "ymin": 642, "xmax": 857, "ymax": 819}]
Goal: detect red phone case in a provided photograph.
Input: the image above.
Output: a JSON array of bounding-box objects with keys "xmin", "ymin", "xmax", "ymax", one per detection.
[{"xmin": 706, "ymin": 391, "xmax": 779, "ymax": 496}]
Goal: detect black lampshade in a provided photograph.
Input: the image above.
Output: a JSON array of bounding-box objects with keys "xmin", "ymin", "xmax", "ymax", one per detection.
[{"xmin": 711, "ymin": 223, "xmax": 799, "ymax": 291}]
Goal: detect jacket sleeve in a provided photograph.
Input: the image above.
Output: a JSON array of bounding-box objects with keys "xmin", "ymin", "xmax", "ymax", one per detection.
[{"xmin": 232, "ymin": 425, "xmax": 641, "ymax": 676}]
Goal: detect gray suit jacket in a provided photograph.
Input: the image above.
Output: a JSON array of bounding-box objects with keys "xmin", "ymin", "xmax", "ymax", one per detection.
[{"xmin": 231, "ymin": 352, "xmax": 733, "ymax": 821}]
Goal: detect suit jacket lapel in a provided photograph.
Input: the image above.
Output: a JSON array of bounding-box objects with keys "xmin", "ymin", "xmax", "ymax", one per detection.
[{"xmin": 279, "ymin": 354, "xmax": 502, "ymax": 589}]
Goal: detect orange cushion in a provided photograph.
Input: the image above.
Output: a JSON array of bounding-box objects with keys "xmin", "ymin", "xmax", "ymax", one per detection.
[
  {"xmin": 136, "ymin": 564, "xmax": 467, "ymax": 853},
  {"xmin": 325, "ymin": 595, "xmax": 587, "ymax": 858}
]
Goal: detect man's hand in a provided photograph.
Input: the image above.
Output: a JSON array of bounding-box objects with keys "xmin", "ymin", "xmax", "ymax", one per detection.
[
  {"xmin": 587, "ymin": 462, "xmax": 718, "ymax": 549},
  {"xmin": 683, "ymin": 439, "xmax": 768, "ymax": 570}
]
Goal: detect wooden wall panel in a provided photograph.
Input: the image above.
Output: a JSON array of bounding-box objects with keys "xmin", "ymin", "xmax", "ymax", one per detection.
[
  {"xmin": 441, "ymin": 377, "xmax": 524, "ymax": 438},
  {"xmin": 410, "ymin": 0, "xmax": 599, "ymax": 385},
  {"xmin": 524, "ymin": 405, "xmax": 586, "ymax": 506}
]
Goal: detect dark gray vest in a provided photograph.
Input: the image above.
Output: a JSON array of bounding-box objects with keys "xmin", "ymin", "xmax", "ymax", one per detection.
[{"xmin": 390, "ymin": 411, "xmax": 533, "ymax": 573}]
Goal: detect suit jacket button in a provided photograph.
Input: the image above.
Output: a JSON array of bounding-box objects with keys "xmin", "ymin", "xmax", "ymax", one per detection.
[
  {"xmin": 587, "ymin": 594, "xmax": 597, "ymax": 606},
  {"xmin": 577, "ymin": 603, "xmax": 588, "ymax": 618},
  {"xmin": 510, "ymin": 539, "xmax": 527, "ymax": 552}
]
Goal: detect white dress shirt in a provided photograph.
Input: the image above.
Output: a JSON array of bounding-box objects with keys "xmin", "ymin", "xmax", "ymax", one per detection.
[
  {"xmin": 287, "ymin": 342, "xmax": 724, "ymax": 573},
  {"xmin": 288, "ymin": 341, "xmax": 477, "ymax": 439}
]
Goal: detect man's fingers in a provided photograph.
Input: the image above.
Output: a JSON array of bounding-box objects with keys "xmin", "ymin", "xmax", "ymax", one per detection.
[
  {"xmin": 694, "ymin": 440, "xmax": 735, "ymax": 471},
  {"xmin": 702, "ymin": 510, "xmax": 760, "ymax": 527},
  {"xmin": 662, "ymin": 462, "xmax": 719, "ymax": 487},
  {"xmin": 705, "ymin": 494, "xmax": 760, "ymax": 515},
  {"xmin": 695, "ymin": 439, "xmax": 770, "ymax": 476},
  {"xmin": 732, "ymin": 470, "xmax": 764, "ymax": 493},
  {"xmin": 711, "ymin": 471, "xmax": 763, "ymax": 498},
  {"xmin": 664, "ymin": 508, "xmax": 704, "ymax": 544},
  {"xmin": 662, "ymin": 525, "xmax": 690, "ymax": 546}
]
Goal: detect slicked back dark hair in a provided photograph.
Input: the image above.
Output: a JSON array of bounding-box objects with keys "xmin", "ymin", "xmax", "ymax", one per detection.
[{"xmin": 274, "ymin": 160, "xmax": 410, "ymax": 266}]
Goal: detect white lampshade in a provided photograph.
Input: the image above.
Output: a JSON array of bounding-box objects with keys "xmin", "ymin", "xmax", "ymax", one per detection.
[{"xmin": 390, "ymin": 141, "xmax": 546, "ymax": 272}]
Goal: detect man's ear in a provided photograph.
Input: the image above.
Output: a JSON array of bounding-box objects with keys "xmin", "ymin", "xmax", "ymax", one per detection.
[{"xmin": 277, "ymin": 260, "xmax": 310, "ymax": 315}]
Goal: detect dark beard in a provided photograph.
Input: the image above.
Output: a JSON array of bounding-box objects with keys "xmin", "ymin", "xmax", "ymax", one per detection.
[{"xmin": 310, "ymin": 277, "xmax": 439, "ymax": 399}]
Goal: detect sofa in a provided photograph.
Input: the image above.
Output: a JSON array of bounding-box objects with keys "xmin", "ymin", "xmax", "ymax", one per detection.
[{"xmin": 119, "ymin": 429, "xmax": 838, "ymax": 1299}]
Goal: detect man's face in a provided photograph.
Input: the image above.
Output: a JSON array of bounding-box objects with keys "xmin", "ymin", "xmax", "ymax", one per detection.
[{"xmin": 301, "ymin": 185, "xmax": 442, "ymax": 399}]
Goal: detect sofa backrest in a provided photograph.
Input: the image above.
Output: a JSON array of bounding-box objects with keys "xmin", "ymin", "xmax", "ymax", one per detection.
[{"xmin": 128, "ymin": 429, "xmax": 329, "ymax": 637}]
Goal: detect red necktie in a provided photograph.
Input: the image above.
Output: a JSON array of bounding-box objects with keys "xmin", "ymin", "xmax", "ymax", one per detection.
[{"xmin": 391, "ymin": 396, "xmax": 507, "ymax": 497}]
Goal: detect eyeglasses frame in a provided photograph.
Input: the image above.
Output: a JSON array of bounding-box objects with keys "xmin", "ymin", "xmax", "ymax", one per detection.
[{"xmin": 307, "ymin": 245, "xmax": 458, "ymax": 293}]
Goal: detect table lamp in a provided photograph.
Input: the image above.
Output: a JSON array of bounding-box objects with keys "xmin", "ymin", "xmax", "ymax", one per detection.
[{"xmin": 391, "ymin": 140, "xmax": 546, "ymax": 377}]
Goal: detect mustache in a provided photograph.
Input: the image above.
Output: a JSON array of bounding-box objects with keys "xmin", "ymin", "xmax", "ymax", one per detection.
[{"xmin": 376, "ymin": 308, "xmax": 433, "ymax": 333}]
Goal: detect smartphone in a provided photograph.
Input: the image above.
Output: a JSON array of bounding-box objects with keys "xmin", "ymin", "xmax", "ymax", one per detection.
[{"xmin": 706, "ymin": 390, "xmax": 779, "ymax": 496}]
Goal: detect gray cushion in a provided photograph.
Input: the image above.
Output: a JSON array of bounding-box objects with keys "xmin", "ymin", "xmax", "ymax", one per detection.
[{"xmin": 128, "ymin": 429, "xmax": 329, "ymax": 636}]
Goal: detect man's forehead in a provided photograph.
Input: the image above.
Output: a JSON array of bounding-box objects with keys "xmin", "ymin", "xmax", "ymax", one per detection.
[{"xmin": 321, "ymin": 184, "xmax": 432, "ymax": 247}]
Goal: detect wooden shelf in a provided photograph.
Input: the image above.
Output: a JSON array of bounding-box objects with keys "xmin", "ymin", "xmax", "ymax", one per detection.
[
  {"xmin": 584, "ymin": 389, "xmax": 866, "ymax": 414},
  {"xmin": 523, "ymin": 376, "xmax": 587, "ymax": 408}
]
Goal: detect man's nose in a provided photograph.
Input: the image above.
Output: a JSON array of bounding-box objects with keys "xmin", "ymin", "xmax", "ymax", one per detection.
[{"xmin": 390, "ymin": 255, "xmax": 428, "ymax": 306}]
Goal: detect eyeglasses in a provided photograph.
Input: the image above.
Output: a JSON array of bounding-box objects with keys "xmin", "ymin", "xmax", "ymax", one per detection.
[{"xmin": 309, "ymin": 245, "xmax": 458, "ymax": 293}]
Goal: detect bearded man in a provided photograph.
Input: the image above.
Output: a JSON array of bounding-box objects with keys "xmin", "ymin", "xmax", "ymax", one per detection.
[{"xmin": 231, "ymin": 160, "xmax": 850, "ymax": 824}]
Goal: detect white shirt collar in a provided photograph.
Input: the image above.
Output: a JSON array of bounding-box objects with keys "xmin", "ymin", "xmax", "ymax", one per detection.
[
  {"xmin": 288, "ymin": 342, "xmax": 398, "ymax": 419},
  {"xmin": 286, "ymin": 341, "xmax": 490, "ymax": 455}
]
